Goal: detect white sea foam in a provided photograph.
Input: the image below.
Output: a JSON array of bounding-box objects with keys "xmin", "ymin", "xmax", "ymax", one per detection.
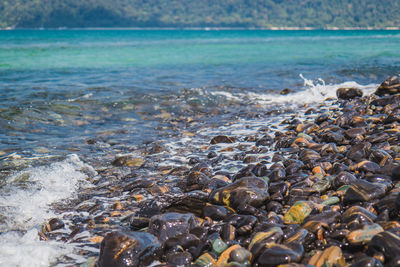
[
  {"xmin": 0, "ymin": 154, "xmax": 96, "ymax": 267},
  {"xmin": 208, "ymin": 75, "xmax": 378, "ymax": 106},
  {"xmin": 248, "ymin": 74, "xmax": 378, "ymax": 105},
  {"xmin": 0, "ymin": 229, "xmax": 72, "ymax": 267}
]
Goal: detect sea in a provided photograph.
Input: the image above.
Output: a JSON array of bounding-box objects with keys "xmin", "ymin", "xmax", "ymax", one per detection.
[{"xmin": 0, "ymin": 29, "xmax": 399, "ymax": 266}]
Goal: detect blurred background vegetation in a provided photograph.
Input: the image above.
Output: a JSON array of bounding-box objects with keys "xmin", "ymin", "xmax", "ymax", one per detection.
[{"xmin": 0, "ymin": 0, "xmax": 399, "ymax": 28}]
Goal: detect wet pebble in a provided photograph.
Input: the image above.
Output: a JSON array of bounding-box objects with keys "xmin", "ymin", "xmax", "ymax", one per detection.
[{"xmin": 97, "ymin": 231, "xmax": 162, "ymax": 267}]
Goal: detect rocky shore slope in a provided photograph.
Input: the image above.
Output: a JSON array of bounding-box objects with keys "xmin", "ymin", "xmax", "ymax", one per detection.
[{"xmin": 42, "ymin": 76, "xmax": 400, "ymax": 267}]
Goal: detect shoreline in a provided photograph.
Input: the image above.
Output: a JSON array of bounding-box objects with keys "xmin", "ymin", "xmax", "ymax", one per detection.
[{"xmin": 26, "ymin": 76, "xmax": 399, "ymax": 266}]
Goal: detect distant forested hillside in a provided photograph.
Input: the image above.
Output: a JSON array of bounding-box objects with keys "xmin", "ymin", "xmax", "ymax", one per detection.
[{"xmin": 0, "ymin": 0, "xmax": 399, "ymax": 28}]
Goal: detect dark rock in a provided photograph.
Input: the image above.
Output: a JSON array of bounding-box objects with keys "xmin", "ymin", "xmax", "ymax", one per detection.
[
  {"xmin": 370, "ymin": 95, "xmax": 400, "ymax": 106},
  {"xmin": 343, "ymin": 180, "xmax": 386, "ymax": 203},
  {"xmin": 342, "ymin": 206, "xmax": 377, "ymax": 229},
  {"xmin": 349, "ymin": 256, "xmax": 383, "ymax": 267},
  {"xmin": 210, "ymin": 135, "xmax": 236, "ymax": 144},
  {"xmin": 97, "ymin": 231, "xmax": 162, "ymax": 267},
  {"xmin": 369, "ymin": 149, "xmax": 393, "ymax": 167},
  {"xmin": 392, "ymin": 165, "xmax": 400, "ymax": 181},
  {"xmin": 207, "ymin": 151, "xmax": 217, "ymax": 158},
  {"xmin": 256, "ymin": 242, "xmax": 304, "ymax": 267},
  {"xmin": 315, "ymin": 114, "xmax": 329, "ymax": 124},
  {"xmin": 368, "ymin": 231, "xmax": 400, "ymax": 263},
  {"xmin": 148, "ymin": 212, "xmax": 201, "ymax": 243},
  {"xmin": 130, "ymin": 216, "xmax": 150, "ymax": 230},
  {"xmin": 331, "ymin": 162, "xmax": 350, "ymax": 174},
  {"xmin": 249, "ymin": 227, "xmax": 284, "ymax": 258},
  {"xmin": 210, "ymin": 177, "xmax": 269, "ymax": 208},
  {"xmin": 332, "ymin": 171, "xmax": 358, "ymax": 188},
  {"xmin": 190, "ymin": 162, "xmax": 213, "ymax": 177},
  {"xmin": 203, "ymin": 204, "xmax": 229, "ymax": 220},
  {"xmin": 165, "ymin": 233, "xmax": 200, "ymax": 249},
  {"xmin": 336, "ymin": 87, "xmax": 363, "ymax": 100},
  {"xmin": 304, "ymin": 211, "xmax": 341, "ymax": 225},
  {"xmin": 166, "ymin": 251, "xmax": 192, "ymax": 266},
  {"xmin": 281, "ymin": 88, "xmax": 291, "ymax": 95},
  {"xmin": 256, "ymin": 134, "xmax": 274, "ymax": 146},
  {"xmin": 186, "ymin": 171, "xmax": 210, "ymax": 191},
  {"xmin": 345, "ymin": 127, "xmax": 366, "ymax": 139},
  {"xmin": 374, "ymin": 76, "xmax": 400, "ymax": 96},
  {"xmin": 353, "ymin": 160, "xmax": 381, "ymax": 173},
  {"xmin": 322, "ymin": 131, "xmax": 344, "ymax": 143},
  {"xmin": 43, "ymin": 218, "xmax": 64, "ymax": 232},
  {"xmin": 269, "ymin": 167, "xmax": 286, "ymax": 182},
  {"xmin": 346, "ymin": 143, "xmax": 371, "ymax": 162}
]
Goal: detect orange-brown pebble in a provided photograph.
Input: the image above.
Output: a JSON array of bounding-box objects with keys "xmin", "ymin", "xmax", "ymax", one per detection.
[
  {"xmin": 292, "ymin": 137, "xmax": 313, "ymax": 148},
  {"xmin": 308, "ymin": 246, "xmax": 346, "ymax": 267},
  {"xmin": 312, "ymin": 166, "xmax": 325, "ymax": 175},
  {"xmin": 133, "ymin": 194, "xmax": 144, "ymax": 201},
  {"xmin": 296, "ymin": 123, "xmax": 307, "ymax": 132}
]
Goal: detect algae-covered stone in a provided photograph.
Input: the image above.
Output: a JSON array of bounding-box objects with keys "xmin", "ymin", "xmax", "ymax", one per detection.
[{"xmin": 284, "ymin": 201, "xmax": 313, "ymax": 224}]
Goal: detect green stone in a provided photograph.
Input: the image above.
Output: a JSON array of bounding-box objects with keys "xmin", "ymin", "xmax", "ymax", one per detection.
[
  {"xmin": 283, "ymin": 201, "xmax": 312, "ymax": 224},
  {"xmin": 212, "ymin": 238, "xmax": 228, "ymax": 255},
  {"xmin": 322, "ymin": 196, "xmax": 340, "ymax": 205}
]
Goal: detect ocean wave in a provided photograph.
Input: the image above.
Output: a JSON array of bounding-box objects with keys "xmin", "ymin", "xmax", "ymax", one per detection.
[{"xmin": 0, "ymin": 154, "xmax": 96, "ymax": 267}]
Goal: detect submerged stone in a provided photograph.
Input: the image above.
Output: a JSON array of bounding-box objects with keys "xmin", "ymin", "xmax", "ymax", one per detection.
[
  {"xmin": 112, "ymin": 155, "xmax": 144, "ymax": 167},
  {"xmin": 211, "ymin": 135, "xmax": 236, "ymax": 144}
]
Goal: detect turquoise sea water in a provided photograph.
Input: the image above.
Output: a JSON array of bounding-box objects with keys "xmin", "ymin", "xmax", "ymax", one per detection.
[
  {"xmin": 0, "ymin": 30, "xmax": 400, "ymax": 158},
  {"xmin": 0, "ymin": 29, "xmax": 399, "ymax": 266}
]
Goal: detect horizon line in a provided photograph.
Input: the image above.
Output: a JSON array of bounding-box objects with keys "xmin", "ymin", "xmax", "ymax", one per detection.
[{"xmin": 1, "ymin": 26, "xmax": 400, "ymax": 31}]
